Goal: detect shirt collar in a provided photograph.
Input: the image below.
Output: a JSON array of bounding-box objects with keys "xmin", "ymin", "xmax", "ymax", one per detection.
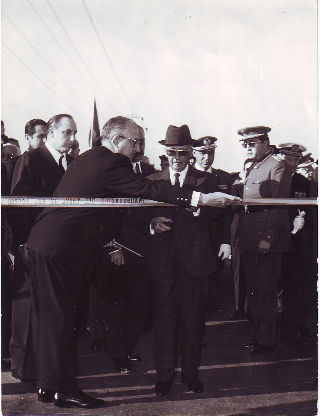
[
  {"xmin": 45, "ymin": 142, "xmax": 65, "ymax": 164},
  {"xmin": 169, "ymin": 165, "xmax": 189, "ymax": 186}
]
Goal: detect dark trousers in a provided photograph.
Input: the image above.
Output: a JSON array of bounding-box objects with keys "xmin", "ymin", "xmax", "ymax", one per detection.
[
  {"xmin": 242, "ymin": 251, "xmax": 281, "ymax": 347},
  {"xmin": 152, "ymin": 257, "xmax": 208, "ymax": 382},
  {"xmin": 9, "ymin": 246, "xmax": 35, "ymax": 376},
  {"xmin": 28, "ymin": 249, "xmax": 81, "ymax": 392},
  {"xmin": 232, "ymin": 246, "xmax": 246, "ymax": 313},
  {"xmin": 90, "ymin": 254, "xmax": 150, "ymax": 358},
  {"xmin": 1, "ymin": 254, "xmax": 13, "ymax": 358}
]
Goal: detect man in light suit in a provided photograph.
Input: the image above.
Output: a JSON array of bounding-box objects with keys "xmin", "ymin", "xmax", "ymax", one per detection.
[
  {"xmin": 147, "ymin": 125, "xmax": 232, "ymax": 396},
  {"xmin": 26, "ymin": 116, "xmax": 239, "ymax": 409},
  {"xmin": 236, "ymin": 126, "xmax": 292, "ymax": 354},
  {"xmin": 10, "ymin": 115, "xmax": 75, "ymax": 382}
]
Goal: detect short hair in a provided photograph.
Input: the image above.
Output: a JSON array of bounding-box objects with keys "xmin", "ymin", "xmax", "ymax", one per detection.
[
  {"xmin": 101, "ymin": 116, "xmax": 135, "ymax": 141},
  {"xmin": 25, "ymin": 119, "xmax": 47, "ymax": 136},
  {"xmin": 46, "ymin": 114, "xmax": 74, "ymax": 132}
]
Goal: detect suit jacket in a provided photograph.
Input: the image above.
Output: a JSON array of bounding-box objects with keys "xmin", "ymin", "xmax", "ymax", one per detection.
[
  {"xmin": 116, "ymin": 162, "xmax": 157, "ymax": 264},
  {"xmin": 10, "ymin": 146, "xmax": 74, "ymax": 245},
  {"xmin": 27, "ymin": 147, "xmax": 196, "ymax": 272},
  {"xmin": 146, "ymin": 166, "xmax": 232, "ymax": 279},
  {"xmin": 237, "ymin": 152, "xmax": 292, "ymax": 252}
]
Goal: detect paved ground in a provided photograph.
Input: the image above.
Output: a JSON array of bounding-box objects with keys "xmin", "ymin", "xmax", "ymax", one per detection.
[{"xmin": 2, "ymin": 269, "xmax": 317, "ymax": 416}]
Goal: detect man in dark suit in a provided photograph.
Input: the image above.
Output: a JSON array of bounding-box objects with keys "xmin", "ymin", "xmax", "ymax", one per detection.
[
  {"xmin": 277, "ymin": 143, "xmax": 317, "ymax": 341},
  {"xmin": 192, "ymin": 136, "xmax": 233, "ymax": 311},
  {"xmin": 26, "ymin": 116, "xmax": 239, "ymax": 409},
  {"xmin": 236, "ymin": 126, "xmax": 292, "ymax": 355},
  {"xmin": 9, "ymin": 115, "xmax": 75, "ymax": 382},
  {"xmin": 89, "ymin": 125, "xmax": 157, "ymax": 373},
  {"xmin": 147, "ymin": 125, "xmax": 232, "ymax": 396},
  {"xmin": 24, "ymin": 119, "xmax": 47, "ymax": 151}
]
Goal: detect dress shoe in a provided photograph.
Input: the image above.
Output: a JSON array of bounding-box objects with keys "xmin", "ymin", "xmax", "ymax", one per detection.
[
  {"xmin": 186, "ymin": 378, "xmax": 204, "ymax": 393},
  {"xmin": 127, "ymin": 353, "xmax": 142, "ymax": 362},
  {"xmin": 11, "ymin": 368, "xmax": 35, "ymax": 382},
  {"xmin": 155, "ymin": 380, "xmax": 172, "ymax": 396},
  {"xmin": 38, "ymin": 388, "xmax": 54, "ymax": 403},
  {"xmin": 113, "ymin": 357, "xmax": 132, "ymax": 374},
  {"xmin": 250, "ymin": 343, "xmax": 275, "ymax": 355},
  {"xmin": 53, "ymin": 389, "xmax": 105, "ymax": 408}
]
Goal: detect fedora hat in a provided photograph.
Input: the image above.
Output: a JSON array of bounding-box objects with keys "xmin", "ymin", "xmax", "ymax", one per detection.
[{"xmin": 159, "ymin": 124, "xmax": 193, "ymax": 146}]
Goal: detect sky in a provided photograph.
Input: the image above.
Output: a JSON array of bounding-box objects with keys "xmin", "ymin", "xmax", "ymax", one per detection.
[{"xmin": 1, "ymin": 0, "xmax": 318, "ymax": 171}]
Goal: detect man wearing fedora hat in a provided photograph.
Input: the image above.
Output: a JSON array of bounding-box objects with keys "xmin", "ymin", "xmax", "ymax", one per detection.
[
  {"xmin": 146, "ymin": 124, "xmax": 233, "ymax": 396},
  {"xmin": 277, "ymin": 143, "xmax": 317, "ymax": 342},
  {"xmin": 235, "ymin": 126, "xmax": 292, "ymax": 355}
]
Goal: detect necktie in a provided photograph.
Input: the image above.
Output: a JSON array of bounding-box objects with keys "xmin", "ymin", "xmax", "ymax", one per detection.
[
  {"xmin": 174, "ymin": 172, "xmax": 180, "ymax": 187},
  {"xmin": 58, "ymin": 155, "xmax": 65, "ymax": 174},
  {"xmin": 135, "ymin": 163, "xmax": 141, "ymax": 175}
]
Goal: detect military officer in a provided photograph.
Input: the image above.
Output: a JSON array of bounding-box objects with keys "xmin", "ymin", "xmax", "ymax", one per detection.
[
  {"xmin": 277, "ymin": 143, "xmax": 316, "ymax": 341},
  {"xmin": 192, "ymin": 136, "xmax": 232, "ymax": 310},
  {"xmin": 236, "ymin": 126, "xmax": 292, "ymax": 354}
]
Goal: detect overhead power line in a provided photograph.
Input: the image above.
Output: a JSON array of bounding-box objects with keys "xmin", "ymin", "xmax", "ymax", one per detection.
[
  {"xmin": 46, "ymin": 0, "xmax": 117, "ymax": 114},
  {"xmin": 81, "ymin": 0, "xmax": 136, "ymax": 113},
  {"xmin": 26, "ymin": 0, "xmax": 94, "ymax": 94},
  {"xmin": 2, "ymin": 41, "xmax": 84, "ymax": 119},
  {"xmin": 3, "ymin": 10, "xmax": 88, "ymax": 118}
]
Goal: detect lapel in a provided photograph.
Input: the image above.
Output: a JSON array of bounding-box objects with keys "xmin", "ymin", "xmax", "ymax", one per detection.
[
  {"xmin": 244, "ymin": 152, "xmax": 272, "ymax": 185},
  {"xmin": 156, "ymin": 167, "xmax": 170, "ymax": 181},
  {"xmin": 38, "ymin": 145, "xmax": 59, "ymax": 169},
  {"xmin": 183, "ymin": 166, "xmax": 197, "ymax": 188}
]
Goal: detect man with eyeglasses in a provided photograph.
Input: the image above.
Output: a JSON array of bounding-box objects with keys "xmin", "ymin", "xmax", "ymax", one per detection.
[
  {"xmin": 192, "ymin": 136, "xmax": 233, "ymax": 310},
  {"xmin": 235, "ymin": 126, "xmax": 292, "ymax": 355},
  {"xmin": 26, "ymin": 116, "xmax": 239, "ymax": 409},
  {"xmin": 146, "ymin": 125, "xmax": 233, "ymax": 397}
]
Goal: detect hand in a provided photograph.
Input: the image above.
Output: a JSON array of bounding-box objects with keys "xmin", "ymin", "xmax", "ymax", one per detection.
[
  {"xmin": 218, "ymin": 244, "xmax": 231, "ymax": 261},
  {"xmin": 257, "ymin": 239, "xmax": 271, "ymax": 254},
  {"xmin": 110, "ymin": 249, "xmax": 125, "ymax": 266},
  {"xmin": 199, "ymin": 192, "xmax": 241, "ymax": 207},
  {"xmin": 151, "ymin": 217, "xmax": 173, "ymax": 234},
  {"xmin": 292, "ymin": 210, "xmax": 305, "ymax": 234}
]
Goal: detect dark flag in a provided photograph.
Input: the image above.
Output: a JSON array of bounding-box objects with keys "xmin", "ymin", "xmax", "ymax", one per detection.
[{"xmin": 88, "ymin": 99, "xmax": 100, "ymax": 148}]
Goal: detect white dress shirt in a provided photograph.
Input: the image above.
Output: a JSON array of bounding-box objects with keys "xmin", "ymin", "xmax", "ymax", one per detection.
[{"xmin": 45, "ymin": 142, "xmax": 67, "ymax": 170}]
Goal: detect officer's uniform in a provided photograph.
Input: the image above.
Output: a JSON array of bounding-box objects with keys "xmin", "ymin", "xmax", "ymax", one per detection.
[
  {"xmin": 278, "ymin": 144, "xmax": 317, "ymax": 338},
  {"xmin": 193, "ymin": 136, "xmax": 233, "ymax": 311},
  {"xmin": 236, "ymin": 127, "xmax": 292, "ymax": 351}
]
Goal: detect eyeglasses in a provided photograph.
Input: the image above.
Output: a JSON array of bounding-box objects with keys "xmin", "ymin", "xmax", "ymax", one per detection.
[
  {"xmin": 166, "ymin": 149, "xmax": 190, "ymax": 157},
  {"xmin": 118, "ymin": 136, "xmax": 145, "ymax": 147}
]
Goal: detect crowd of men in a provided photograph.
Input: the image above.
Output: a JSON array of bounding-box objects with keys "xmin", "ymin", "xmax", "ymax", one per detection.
[{"xmin": 1, "ymin": 116, "xmax": 318, "ymax": 409}]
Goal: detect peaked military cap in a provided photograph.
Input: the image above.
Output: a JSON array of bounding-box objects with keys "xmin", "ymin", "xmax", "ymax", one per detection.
[
  {"xmin": 238, "ymin": 126, "xmax": 271, "ymax": 142},
  {"xmin": 192, "ymin": 136, "xmax": 217, "ymax": 150},
  {"xmin": 298, "ymin": 152, "xmax": 314, "ymax": 168},
  {"xmin": 159, "ymin": 124, "xmax": 193, "ymax": 147},
  {"xmin": 278, "ymin": 143, "xmax": 306, "ymax": 157}
]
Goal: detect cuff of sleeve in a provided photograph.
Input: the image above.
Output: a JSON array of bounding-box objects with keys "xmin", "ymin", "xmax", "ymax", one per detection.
[
  {"xmin": 150, "ymin": 224, "xmax": 155, "ymax": 235},
  {"xmin": 191, "ymin": 191, "xmax": 201, "ymax": 207}
]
